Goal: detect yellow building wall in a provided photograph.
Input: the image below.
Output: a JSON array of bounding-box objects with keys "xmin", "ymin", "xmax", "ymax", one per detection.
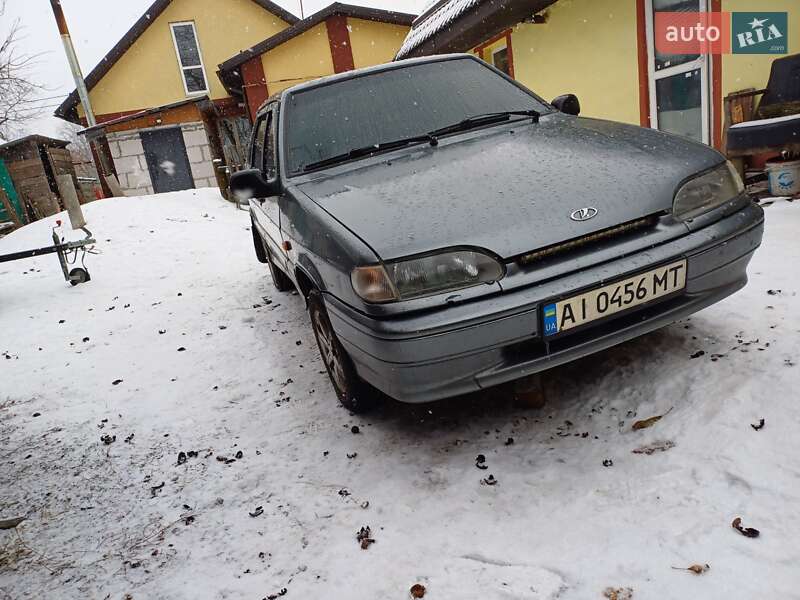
[
  {"xmin": 260, "ymin": 23, "xmax": 336, "ymax": 96},
  {"xmin": 721, "ymin": 0, "xmax": 798, "ymax": 98},
  {"xmin": 507, "ymin": 0, "xmax": 641, "ymax": 125},
  {"xmin": 81, "ymin": 0, "xmax": 291, "ymax": 117},
  {"xmin": 348, "ymin": 19, "xmax": 411, "ymax": 69}
]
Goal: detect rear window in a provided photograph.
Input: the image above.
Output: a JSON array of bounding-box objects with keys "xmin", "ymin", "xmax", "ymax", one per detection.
[{"xmin": 283, "ymin": 58, "xmax": 549, "ymax": 175}]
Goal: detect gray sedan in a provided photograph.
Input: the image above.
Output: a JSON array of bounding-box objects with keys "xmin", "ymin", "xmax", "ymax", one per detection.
[{"xmin": 231, "ymin": 54, "xmax": 764, "ymax": 412}]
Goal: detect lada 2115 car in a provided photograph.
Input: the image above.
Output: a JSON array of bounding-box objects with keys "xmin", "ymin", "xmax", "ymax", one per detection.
[{"xmin": 231, "ymin": 54, "xmax": 764, "ymax": 412}]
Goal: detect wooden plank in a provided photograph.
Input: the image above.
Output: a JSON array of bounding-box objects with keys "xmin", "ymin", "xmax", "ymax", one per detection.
[
  {"xmin": 6, "ymin": 159, "xmax": 50, "ymax": 188},
  {"xmin": 16, "ymin": 175, "xmax": 60, "ymax": 219},
  {"xmin": 0, "ymin": 188, "xmax": 22, "ymax": 228}
]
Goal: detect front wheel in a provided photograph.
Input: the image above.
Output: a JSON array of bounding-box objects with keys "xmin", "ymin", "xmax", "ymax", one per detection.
[{"xmin": 308, "ymin": 290, "xmax": 377, "ymax": 413}]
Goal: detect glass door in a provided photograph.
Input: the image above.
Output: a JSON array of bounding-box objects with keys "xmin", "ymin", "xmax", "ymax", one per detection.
[{"xmin": 645, "ymin": 0, "xmax": 711, "ymax": 144}]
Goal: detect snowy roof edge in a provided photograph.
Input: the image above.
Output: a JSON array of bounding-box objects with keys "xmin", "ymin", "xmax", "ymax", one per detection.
[{"xmin": 396, "ymin": 0, "xmax": 558, "ymax": 60}]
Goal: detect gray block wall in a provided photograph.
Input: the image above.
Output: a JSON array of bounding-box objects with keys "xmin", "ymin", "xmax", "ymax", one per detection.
[
  {"xmin": 107, "ymin": 122, "xmax": 218, "ymax": 196},
  {"xmin": 107, "ymin": 131, "xmax": 154, "ymax": 196},
  {"xmin": 181, "ymin": 122, "xmax": 218, "ymax": 189}
]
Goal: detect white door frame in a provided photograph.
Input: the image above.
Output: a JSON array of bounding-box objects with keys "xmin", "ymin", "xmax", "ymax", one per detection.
[{"xmin": 644, "ymin": 0, "xmax": 712, "ymax": 144}]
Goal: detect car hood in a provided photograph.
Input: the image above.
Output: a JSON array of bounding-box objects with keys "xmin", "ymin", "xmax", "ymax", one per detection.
[{"xmin": 297, "ymin": 114, "xmax": 724, "ymax": 261}]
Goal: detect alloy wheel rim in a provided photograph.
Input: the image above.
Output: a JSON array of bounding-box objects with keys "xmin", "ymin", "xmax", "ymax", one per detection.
[{"xmin": 314, "ymin": 311, "xmax": 347, "ymax": 392}]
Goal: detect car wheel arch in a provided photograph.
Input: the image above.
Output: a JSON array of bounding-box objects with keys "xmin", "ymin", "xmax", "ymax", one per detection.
[{"xmin": 294, "ymin": 266, "xmax": 317, "ymax": 302}]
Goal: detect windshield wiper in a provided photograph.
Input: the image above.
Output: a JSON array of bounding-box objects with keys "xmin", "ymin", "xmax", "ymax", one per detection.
[
  {"xmin": 302, "ymin": 133, "xmax": 438, "ymax": 172},
  {"xmin": 428, "ymin": 110, "xmax": 540, "ymax": 138}
]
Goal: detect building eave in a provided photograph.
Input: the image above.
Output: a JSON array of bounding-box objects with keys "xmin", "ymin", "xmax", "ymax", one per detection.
[
  {"xmin": 396, "ymin": 0, "xmax": 557, "ymax": 60},
  {"xmin": 218, "ymin": 2, "xmax": 417, "ymax": 92}
]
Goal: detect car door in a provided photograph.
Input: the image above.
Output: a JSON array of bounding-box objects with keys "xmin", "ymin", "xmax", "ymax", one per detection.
[{"xmin": 250, "ymin": 107, "xmax": 287, "ymax": 271}]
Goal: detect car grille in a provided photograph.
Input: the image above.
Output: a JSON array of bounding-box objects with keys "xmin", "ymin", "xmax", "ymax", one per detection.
[{"xmin": 513, "ymin": 213, "xmax": 663, "ymax": 266}]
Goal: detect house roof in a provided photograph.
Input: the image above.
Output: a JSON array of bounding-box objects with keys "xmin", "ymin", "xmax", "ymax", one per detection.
[
  {"xmin": 396, "ymin": 0, "xmax": 557, "ymax": 59},
  {"xmin": 54, "ymin": 0, "xmax": 299, "ymax": 124},
  {"xmin": 0, "ymin": 135, "xmax": 70, "ymax": 153},
  {"xmin": 217, "ymin": 2, "xmax": 417, "ymax": 94},
  {"xmin": 77, "ymin": 96, "xmax": 213, "ymax": 138}
]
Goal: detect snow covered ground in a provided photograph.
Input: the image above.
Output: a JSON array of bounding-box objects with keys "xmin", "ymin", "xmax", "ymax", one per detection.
[{"xmin": 0, "ymin": 189, "xmax": 798, "ymax": 600}]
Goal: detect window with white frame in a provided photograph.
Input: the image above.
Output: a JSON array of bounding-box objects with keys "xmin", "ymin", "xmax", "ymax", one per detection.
[{"xmin": 170, "ymin": 22, "xmax": 208, "ymax": 95}]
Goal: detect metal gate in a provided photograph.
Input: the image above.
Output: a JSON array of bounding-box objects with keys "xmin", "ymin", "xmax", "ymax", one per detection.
[{"xmin": 140, "ymin": 128, "xmax": 195, "ymax": 193}]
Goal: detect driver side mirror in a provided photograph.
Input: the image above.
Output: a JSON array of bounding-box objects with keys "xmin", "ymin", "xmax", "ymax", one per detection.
[
  {"xmin": 551, "ymin": 94, "xmax": 581, "ymax": 116},
  {"xmin": 229, "ymin": 168, "xmax": 280, "ymax": 201}
]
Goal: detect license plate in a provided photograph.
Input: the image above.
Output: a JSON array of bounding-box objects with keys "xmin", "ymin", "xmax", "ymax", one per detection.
[{"xmin": 542, "ymin": 259, "xmax": 687, "ymax": 337}]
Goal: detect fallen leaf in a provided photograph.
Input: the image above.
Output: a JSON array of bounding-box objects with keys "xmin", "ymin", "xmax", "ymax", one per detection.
[
  {"xmin": 751, "ymin": 418, "xmax": 765, "ymax": 431},
  {"xmin": 356, "ymin": 526, "xmax": 375, "ymax": 549},
  {"xmin": 632, "ymin": 440, "xmax": 675, "ymax": 455},
  {"xmin": 732, "ymin": 517, "xmax": 760, "ymax": 538},
  {"xmin": 249, "ymin": 506, "xmax": 264, "ymax": 518},
  {"xmin": 475, "ymin": 454, "xmax": 488, "ymax": 470},
  {"xmin": 602, "ymin": 459, "xmax": 614, "ymax": 467},
  {"xmin": 632, "ymin": 408, "xmax": 673, "ymax": 431},
  {"xmin": 672, "ymin": 563, "xmax": 710, "ymax": 575},
  {"xmin": 481, "ymin": 474, "xmax": 498, "ymax": 486},
  {"xmin": 410, "ymin": 583, "xmax": 426, "ymax": 598},
  {"xmin": 0, "ymin": 517, "xmax": 26, "ymax": 530}
]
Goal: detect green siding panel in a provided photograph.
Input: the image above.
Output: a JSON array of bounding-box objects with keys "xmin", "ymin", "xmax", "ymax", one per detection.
[{"xmin": 0, "ymin": 159, "xmax": 25, "ymax": 224}]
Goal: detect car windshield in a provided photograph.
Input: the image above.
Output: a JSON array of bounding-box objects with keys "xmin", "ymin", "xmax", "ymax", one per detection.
[{"xmin": 283, "ymin": 58, "xmax": 550, "ymax": 174}]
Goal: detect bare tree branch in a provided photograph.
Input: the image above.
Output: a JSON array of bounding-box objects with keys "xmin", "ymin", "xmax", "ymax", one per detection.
[{"xmin": 0, "ymin": 0, "xmax": 45, "ymax": 141}]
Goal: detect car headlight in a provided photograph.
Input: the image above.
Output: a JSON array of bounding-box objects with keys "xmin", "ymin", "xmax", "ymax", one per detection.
[
  {"xmin": 351, "ymin": 250, "xmax": 504, "ymax": 303},
  {"xmin": 673, "ymin": 161, "xmax": 744, "ymax": 221}
]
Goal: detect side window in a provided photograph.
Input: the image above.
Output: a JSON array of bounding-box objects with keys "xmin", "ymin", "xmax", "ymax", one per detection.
[
  {"xmin": 492, "ymin": 46, "xmax": 509, "ymax": 75},
  {"xmin": 264, "ymin": 109, "xmax": 278, "ymax": 181},
  {"xmin": 251, "ymin": 115, "xmax": 267, "ymax": 171}
]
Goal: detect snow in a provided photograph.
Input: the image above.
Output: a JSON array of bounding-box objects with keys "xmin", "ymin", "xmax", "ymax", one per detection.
[
  {"xmin": 729, "ymin": 113, "xmax": 800, "ymax": 128},
  {"xmin": 1, "ymin": 190, "xmax": 799, "ymax": 599},
  {"xmin": 396, "ymin": 0, "xmax": 482, "ymax": 59}
]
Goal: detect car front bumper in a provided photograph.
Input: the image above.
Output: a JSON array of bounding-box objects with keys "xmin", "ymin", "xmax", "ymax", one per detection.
[{"xmin": 325, "ymin": 203, "xmax": 765, "ymax": 403}]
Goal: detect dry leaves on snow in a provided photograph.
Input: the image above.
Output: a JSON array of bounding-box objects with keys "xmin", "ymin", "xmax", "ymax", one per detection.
[
  {"xmin": 732, "ymin": 517, "xmax": 760, "ymax": 538},
  {"xmin": 356, "ymin": 526, "xmax": 375, "ymax": 549},
  {"xmin": 672, "ymin": 563, "xmax": 710, "ymax": 575},
  {"xmin": 632, "ymin": 408, "xmax": 673, "ymax": 431},
  {"xmin": 603, "ymin": 587, "xmax": 633, "ymax": 600},
  {"xmin": 410, "ymin": 583, "xmax": 426, "ymax": 598},
  {"xmin": 632, "ymin": 440, "xmax": 675, "ymax": 455}
]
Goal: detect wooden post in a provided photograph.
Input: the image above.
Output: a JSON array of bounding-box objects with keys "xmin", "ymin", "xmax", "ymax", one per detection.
[
  {"xmin": 103, "ymin": 174, "xmax": 124, "ymax": 198},
  {"xmin": 0, "ymin": 188, "xmax": 22, "ymax": 228},
  {"xmin": 55, "ymin": 174, "xmax": 86, "ymax": 230}
]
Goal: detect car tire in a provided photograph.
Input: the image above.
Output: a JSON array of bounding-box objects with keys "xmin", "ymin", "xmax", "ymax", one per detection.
[
  {"xmin": 250, "ymin": 218, "xmax": 268, "ymax": 264},
  {"xmin": 308, "ymin": 289, "xmax": 378, "ymax": 413}
]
